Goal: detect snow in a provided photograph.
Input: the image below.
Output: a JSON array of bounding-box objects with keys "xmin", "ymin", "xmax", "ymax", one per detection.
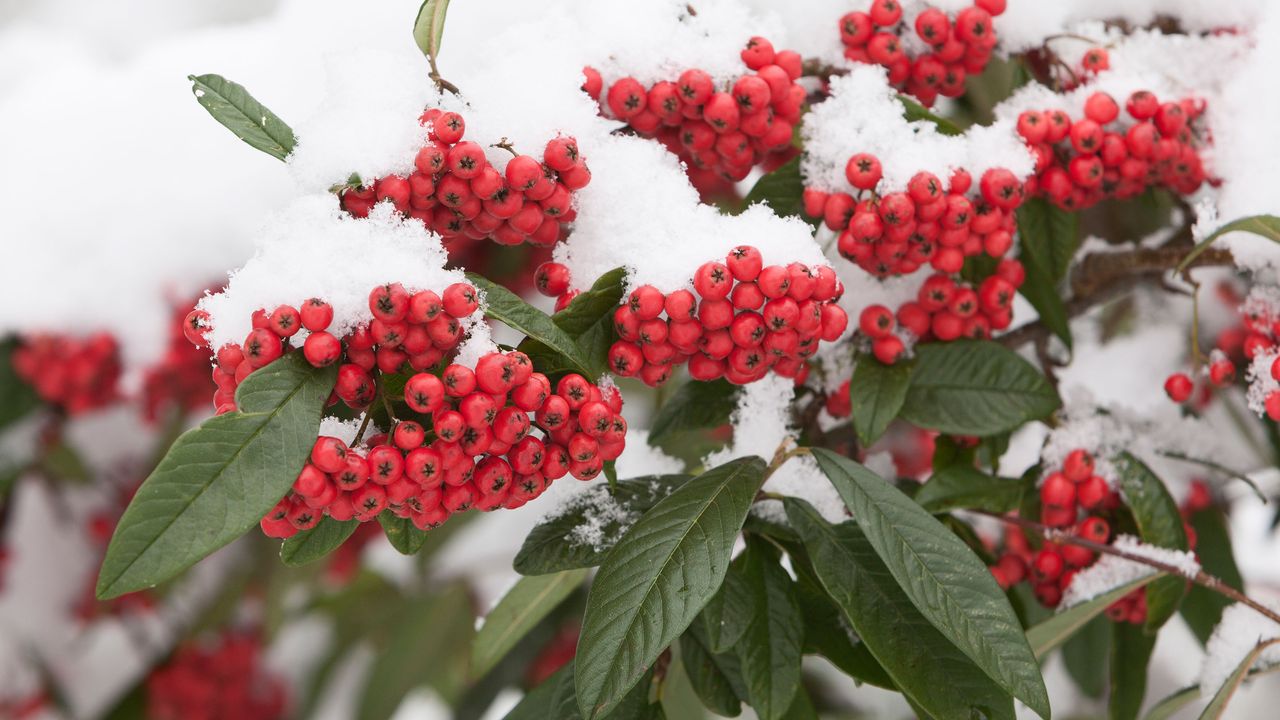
[
  {"xmin": 1199, "ymin": 602, "xmax": 1280, "ymax": 695},
  {"xmin": 996, "ymin": 1, "xmax": 1268, "ymax": 54},
  {"xmin": 197, "ymin": 197, "xmax": 474, "ymax": 351},
  {"xmin": 802, "ymin": 66, "xmax": 1036, "ymax": 195},
  {"xmin": 1059, "ymin": 534, "xmax": 1199, "ymax": 608},
  {"xmin": 1245, "ymin": 348, "xmax": 1280, "ymax": 419}
]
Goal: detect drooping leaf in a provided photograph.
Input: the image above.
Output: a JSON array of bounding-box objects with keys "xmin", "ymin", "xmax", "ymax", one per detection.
[
  {"xmin": 1017, "ymin": 198, "xmax": 1079, "ymax": 283},
  {"xmin": 741, "ymin": 156, "xmax": 808, "ymax": 219},
  {"xmin": 1176, "ymin": 215, "xmax": 1280, "ymax": 273},
  {"xmin": 504, "ymin": 662, "xmax": 657, "ymax": 720},
  {"xmin": 513, "ymin": 474, "xmax": 690, "ymax": 575},
  {"xmin": 1198, "ymin": 637, "xmax": 1280, "ymax": 720},
  {"xmin": 778, "ymin": 686, "xmax": 818, "ymax": 720},
  {"xmin": 729, "ymin": 537, "xmax": 804, "ymax": 720},
  {"xmin": 1114, "ymin": 452, "xmax": 1190, "ymax": 631},
  {"xmin": 1062, "ymin": 615, "xmax": 1110, "ymax": 698},
  {"xmin": 849, "ymin": 358, "xmax": 912, "ymax": 447},
  {"xmin": 649, "ymin": 379, "xmax": 739, "ymax": 444},
  {"xmin": 469, "ymin": 274, "xmax": 593, "ymax": 377},
  {"xmin": 1026, "ymin": 574, "xmax": 1163, "ymax": 657},
  {"xmin": 681, "ymin": 620, "xmax": 745, "ymax": 717},
  {"xmin": 1017, "ymin": 249, "xmax": 1073, "ymax": 350},
  {"xmin": 521, "ymin": 267, "xmax": 626, "ymax": 378},
  {"xmin": 575, "ymin": 457, "xmax": 767, "ymax": 719},
  {"xmin": 188, "ymin": 74, "xmax": 296, "ymax": 161},
  {"xmin": 412, "ymin": 0, "xmax": 452, "ymax": 61},
  {"xmin": 1181, "ymin": 508, "xmax": 1244, "ymax": 644},
  {"xmin": 899, "ymin": 341, "xmax": 1061, "ymax": 436},
  {"xmin": 280, "ymin": 517, "xmax": 359, "ymax": 566},
  {"xmin": 471, "ymin": 569, "xmax": 587, "ymax": 679},
  {"xmin": 790, "ymin": 556, "xmax": 895, "ymax": 689},
  {"xmin": 1109, "ymin": 620, "xmax": 1157, "ymax": 720},
  {"xmin": 357, "ymin": 584, "xmax": 474, "ymax": 720},
  {"xmin": 898, "ymin": 95, "xmax": 964, "ymax": 135},
  {"xmin": 97, "ymin": 353, "xmax": 336, "ymax": 599},
  {"xmin": 811, "ymin": 448, "xmax": 1049, "ymax": 719},
  {"xmin": 914, "ymin": 465, "xmax": 1024, "ymax": 514},
  {"xmin": 0, "ymin": 339, "xmax": 40, "ymax": 431},
  {"xmin": 784, "ymin": 498, "xmax": 1015, "ymax": 720},
  {"xmin": 377, "ymin": 512, "xmax": 429, "ymax": 555},
  {"xmin": 661, "ymin": 646, "xmax": 714, "ymax": 720}
]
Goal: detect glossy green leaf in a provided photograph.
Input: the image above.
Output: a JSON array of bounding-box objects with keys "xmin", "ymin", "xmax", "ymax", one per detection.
[
  {"xmin": 280, "ymin": 517, "xmax": 358, "ymax": 566},
  {"xmin": 1181, "ymin": 508, "xmax": 1244, "ymax": 644},
  {"xmin": 357, "ymin": 584, "xmax": 473, "ymax": 720},
  {"xmin": 188, "ymin": 74, "xmax": 296, "ymax": 161},
  {"xmin": 741, "ymin": 156, "xmax": 807, "ymax": 218},
  {"xmin": 42, "ymin": 441, "xmax": 90, "ymax": 483},
  {"xmin": 900, "ymin": 341, "xmax": 1061, "ymax": 436},
  {"xmin": 784, "ymin": 498, "xmax": 1014, "ymax": 720},
  {"xmin": 1026, "ymin": 574, "xmax": 1162, "ymax": 657},
  {"xmin": 1017, "ymin": 247, "xmax": 1073, "ymax": 350},
  {"xmin": 521, "ymin": 267, "xmax": 626, "ymax": 379},
  {"xmin": 811, "ymin": 448, "xmax": 1049, "ymax": 718},
  {"xmin": 899, "ymin": 95, "xmax": 964, "ymax": 135},
  {"xmin": 469, "ymin": 273, "xmax": 593, "ymax": 377},
  {"xmin": 1115, "ymin": 452, "xmax": 1190, "ymax": 631},
  {"xmin": 0, "ymin": 339, "xmax": 40, "ymax": 431},
  {"xmin": 97, "ymin": 353, "xmax": 336, "ymax": 599},
  {"xmin": 791, "ymin": 557, "xmax": 895, "ymax": 689},
  {"xmin": 1199, "ymin": 637, "xmax": 1280, "ymax": 719},
  {"xmin": 377, "ymin": 512, "xmax": 429, "ymax": 555},
  {"xmin": 1176, "ymin": 215, "xmax": 1280, "ymax": 273},
  {"xmin": 1017, "ymin": 198, "xmax": 1079, "ymax": 283},
  {"xmin": 471, "ymin": 569, "xmax": 587, "ymax": 679},
  {"xmin": 575, "ymin": 457, "xmax": 767, "ymax": 719},
  {"xmin": 915, "ymin": 465, "xmax": 1024, "ymax": 514},
  {"xmin": 649, "ymin": 379, "xmax": 738, "ymax": 444},
  {"xmin": 504, "ymin": 662, "xmax": 657, "ymax": 720},
  {"xmin": 1109, "ymin": 621, "xmax": 1156, "ymax": 720},
  {"xmin": 1062, "ymin": 615, "xmax": 1110, "ymax": 698},
  {"xmin": 681, "ymin": 619, "xmax": 745, "ymax": 717},
  {"xmin": 513, "ymin": 474, "xmax": 690, "ymax": 575},
  {"xmin": 729, "ymin": 537, "xmax": 803, "ymax": 720},
  {"xmin": 412, "ymin": 0, "xmax": 451, "ymax": 61},
  {"xmin": 850, "ymin": 358, "xmax": 912, "ymax": 447},
  {"xmin": 705, "ymin": 560, "xmax": 752, "ymax": 653}
]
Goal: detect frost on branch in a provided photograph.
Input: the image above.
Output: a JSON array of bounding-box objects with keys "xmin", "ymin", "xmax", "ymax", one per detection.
[
  {"xmin": 1059, "ymin": 534, "xmax": 1199, "ymax": 609},
  {"xmin": 1199, "ymin": 602, "xmax": 1280, "ymax": 694}
]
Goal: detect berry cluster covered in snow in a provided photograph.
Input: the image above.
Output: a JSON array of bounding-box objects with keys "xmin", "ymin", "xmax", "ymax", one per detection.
[
  {"xmin": 587, "ymin": 36, "xmax": 804, "ymax": 187},
  {"xmin": 339, "ymin": 109, "xmax": 590, "ymax": 249},
  {"xmin": 838, "ymin": 0, "xmax": 1006, "ymax": 106}
]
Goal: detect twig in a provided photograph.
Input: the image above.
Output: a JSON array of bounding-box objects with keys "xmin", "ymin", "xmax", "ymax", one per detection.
[{"xmin": 976, "ymin": 510, "xmax": 1280, "ymax": 626}]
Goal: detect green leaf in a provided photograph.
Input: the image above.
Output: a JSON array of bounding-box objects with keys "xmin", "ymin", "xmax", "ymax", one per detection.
[
  {"xmin": 377, "ymin": 511, "xmax": 430, "ymax": 555},
  {"xmin": 357, "ymin": 584, "xmax": 474, "ymax": 720},
  {"xmin": 471, "ymin": 569, "xmax": 587, "ymax": 679},
  {"xmin": 850, "ymin": 358, "xmax": 912, "ymax": 446},
  {"xmin": 1017, "ymin": 198, "xmax": 1079, "ymax": 283},
  {"xmin": 575, "ymin": 457, "xmax": 767, "ymax": 719},
  {"xmin": 649, "ymin": 379, "xmax": 738, "ymax": 445},
  {"xmin": 1181, "ymin": 508, "xmax": 1244, "ymax": 644},
  {"xmin": 280, "ymin": 517, "xmax": 359, "ymax": 567},
  {"xmin": 729, "ymin": 537, "xmax": 803, "ymax": 720},
  {"xmin": 1176, "ymin": 215, "xmax": 1280, "ymax": 274},
  {"xmin": 504, "ymin": 662, "xmax": 657, "ymax": 720},
  {"xmin": 1017, "ymin": 250, "xmax": 1073, "ymax": 350},
  {"xmin": 898, "ymin": 95, "xmax": 964, "ymax": 135},
  {"xmin": 42, "ymin": 440, "xmax": 90, "ymax": 483},
  {"xmin": 469, "ymin": 273, "xmax": 593, "ymax": 377},
  {"xmin": 0, "ymin": 339, "xmax": 40, "ymax": 431},
  {"xmin": 900, "ymin": 340, "xmax": 1061, "ymax": 436},
  {"xmin": 1109, "ymin": 621, "xmax": 1157, "ymax": 720},
  {"xmin": 705, "ymin": 561, "xmax": 752, "ymax": 653},
  {"xmin": 188, "ymin": 74, "xmax": 296, "ymax": 161},
  {"xmin": 522, "ymin": 267, "xmax": 626, "ymax": 379},
  {"xmin": 784, "ymin": 498, "xmax": 1014, "ymax": 720},
  {"xmin": 1062, "ymin": 615, "xmax": 1110, "ymax": 698},
  {"xmin": 681, "ymin": 621, "xmax": 745, "ymax": 717},
  {"xmin": 741, "ymin": 156, "xmax": 807, "ymax": 218},
  {"xmin": 791, "ymin": 558, "xmax": 895, "ymax": 689},
  {"xmin": 810, "ymin": 448, "xmax": 1049, "ymax": 719},
  {"xmin": 1026, "ymin": 574, "xmax": 1162, "ymax": 657},
  {"xmin": 1199, "ymin": 637, "xmax": 1280, "ymax": 720},
  {"xmin": 97, "ymin": 353, "xmax": 336, "ymax": 599},
  {"xmin": 779, "ymin": 686, "xmax": 817, "ymax": 720},
  {"xmin": 1143, "ymin": 685, "xmax": 1200, "ymax": 720},
  {"xmin": 412, "ymin": 0, "xmax": 452, "ymax": 61},
  {"xmin": 915, "ymin": 465, "xmax": 1024, "ymax": 514},
  {"xmin": 1114, "ymin": 452, "xmax": 1190, "ymax": 632},
  {"xmin": 513, "ymin": 474, "xmax": 690, "ymax": 575}
]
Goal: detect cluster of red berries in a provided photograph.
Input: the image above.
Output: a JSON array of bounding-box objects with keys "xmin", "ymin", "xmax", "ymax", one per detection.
[
  {"xmin": 261, "ymin": 359, "xmax": 625, "ymax": 538},
  {"xmin": 339, "ymin": 109, "xmax": 589, "ymax": 248},
  {"xmin": 141, "ymin": 299, "xmax": 217, "ymax": 423},
  {"xmin": 12, "ymin": 333, "xmax": 121, "ymax": 415},
  {"xmin": 184, "ymin": 282, "xmax": 479, "ymax": 416},
  {"xmin": 990, "ymin": 449, "xmax": 1123, "ymax": 609},
  {"xmin": 1017, "ymin": 89, "xmax": 1209, "ymax": 211},
  {"xmin": 803, "ymin": 155, "xmax": 1025, "ymax": 278},
  {"xmin": 838, "ymin": 0, "xmax": 1006, "ymax": 106},
  {"xmin": 147, "ymin": 633, "xmax": 287, "ymax": 720},
  {"xmin": 583, "ymin": 36, "xmax": 804, "ymax": 183},
  {"xmin": 855, "ymin": 262, "xmax": 1024, "ymax": 363},
  {"xmin": 543, "ymin": 248, "xmax": 848, "ymax": 387}
]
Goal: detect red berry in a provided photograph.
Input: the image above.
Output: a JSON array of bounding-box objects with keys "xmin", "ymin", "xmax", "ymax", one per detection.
[
  {"xmin": 1164, "ymin": 373, "xmax": 1193, "ymax": 403},
  {"xmin": 845, "ymin": 153, "xmax": 882, "ymax": 190},
  {"xmin": 1040, "ymin": 471, "xmax": 1076, "ymax": 508},
  {"xmin": 1062, "ymin": 449, "xmax": 1095, "ymax": 483},
  {"xmin": 303, "ymin": 331, "xmax": 342, "ymax": 367}
]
